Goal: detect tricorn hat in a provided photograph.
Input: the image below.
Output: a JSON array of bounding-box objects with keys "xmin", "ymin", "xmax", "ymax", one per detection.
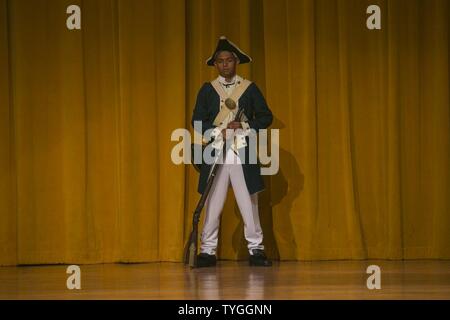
[{"xmin": 206, "ymin": 36, "xmax": 252, "ymax": 66}]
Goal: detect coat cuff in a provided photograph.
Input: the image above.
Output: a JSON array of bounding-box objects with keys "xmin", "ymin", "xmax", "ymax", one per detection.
[{"xmin": 210, "ymin": 127, "xmax": 222, "ymax": 140}]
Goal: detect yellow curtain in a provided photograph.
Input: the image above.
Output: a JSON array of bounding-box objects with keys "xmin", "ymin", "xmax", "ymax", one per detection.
[
  {"xmin": 262, "ymin": 0, "xmax": 450, "ymax": 260},
  {"xmin": 1, "ymin": 0, "xmax": 449, "ymax": 266}
]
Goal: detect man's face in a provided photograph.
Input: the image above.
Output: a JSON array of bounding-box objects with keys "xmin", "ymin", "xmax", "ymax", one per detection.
[{"xmin": 214, "ymin": 51, "xmax": 238, "ymax": 79}]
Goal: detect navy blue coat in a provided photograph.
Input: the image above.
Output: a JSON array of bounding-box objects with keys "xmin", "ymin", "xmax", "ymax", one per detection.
[{"xmin": 191, "ymin": 81, "xmax": 273, "ymax": 195}]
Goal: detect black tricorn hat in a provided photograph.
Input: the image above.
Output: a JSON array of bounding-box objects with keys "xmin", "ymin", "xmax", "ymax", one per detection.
[{"xmin": 206, "ymin": 36, "xmax": 252, "ymax": 66}]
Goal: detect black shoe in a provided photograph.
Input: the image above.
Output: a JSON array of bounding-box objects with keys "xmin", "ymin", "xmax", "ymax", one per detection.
[
  {"xmin": 197, "ymin": 253, "xmax": 217, "ymax": 268},
  {"xmin": 249, "ymin": 249, "xmax": 272, "ymax": 267}
]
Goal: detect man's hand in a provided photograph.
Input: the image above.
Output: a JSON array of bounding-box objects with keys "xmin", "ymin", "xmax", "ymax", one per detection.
[
  {"xmin": 220, "ymin": 122, "xmax": 242, "ymax": 139},
  {"xmin": 227, "ymin": 121, "xmax": 242, "ymax": 129}
]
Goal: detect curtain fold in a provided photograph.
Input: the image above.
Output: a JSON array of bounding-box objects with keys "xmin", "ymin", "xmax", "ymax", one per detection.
[{"xmin": 0, "ymin": 0, "xmax": 449, "ymax": 266}]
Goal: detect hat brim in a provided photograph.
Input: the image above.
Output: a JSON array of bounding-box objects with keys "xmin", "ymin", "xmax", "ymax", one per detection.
[{"xmin": 206, "ymin": 37, "xmax": 252, "ymax": 66}]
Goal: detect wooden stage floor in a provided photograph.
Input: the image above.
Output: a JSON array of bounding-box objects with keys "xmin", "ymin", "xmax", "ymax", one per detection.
[{"xmin": 1, "ymin": 260, "xmax": 449, "ymax": 300}]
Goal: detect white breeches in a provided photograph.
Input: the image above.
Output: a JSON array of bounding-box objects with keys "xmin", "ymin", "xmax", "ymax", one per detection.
[{"xmin": 200, "ymin": 149, "xmax": 264, "ymax": 255}]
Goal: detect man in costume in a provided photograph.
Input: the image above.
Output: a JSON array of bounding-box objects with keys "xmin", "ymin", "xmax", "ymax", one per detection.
[{"xmin": 191, "ymin": 36, "xmax": 273, "ymax": 267}]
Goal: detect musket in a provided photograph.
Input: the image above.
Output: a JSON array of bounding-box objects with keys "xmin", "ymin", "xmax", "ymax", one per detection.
[{"xmin": 184, "ymin": 99, "xmax": 245, "ymax": 268}]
